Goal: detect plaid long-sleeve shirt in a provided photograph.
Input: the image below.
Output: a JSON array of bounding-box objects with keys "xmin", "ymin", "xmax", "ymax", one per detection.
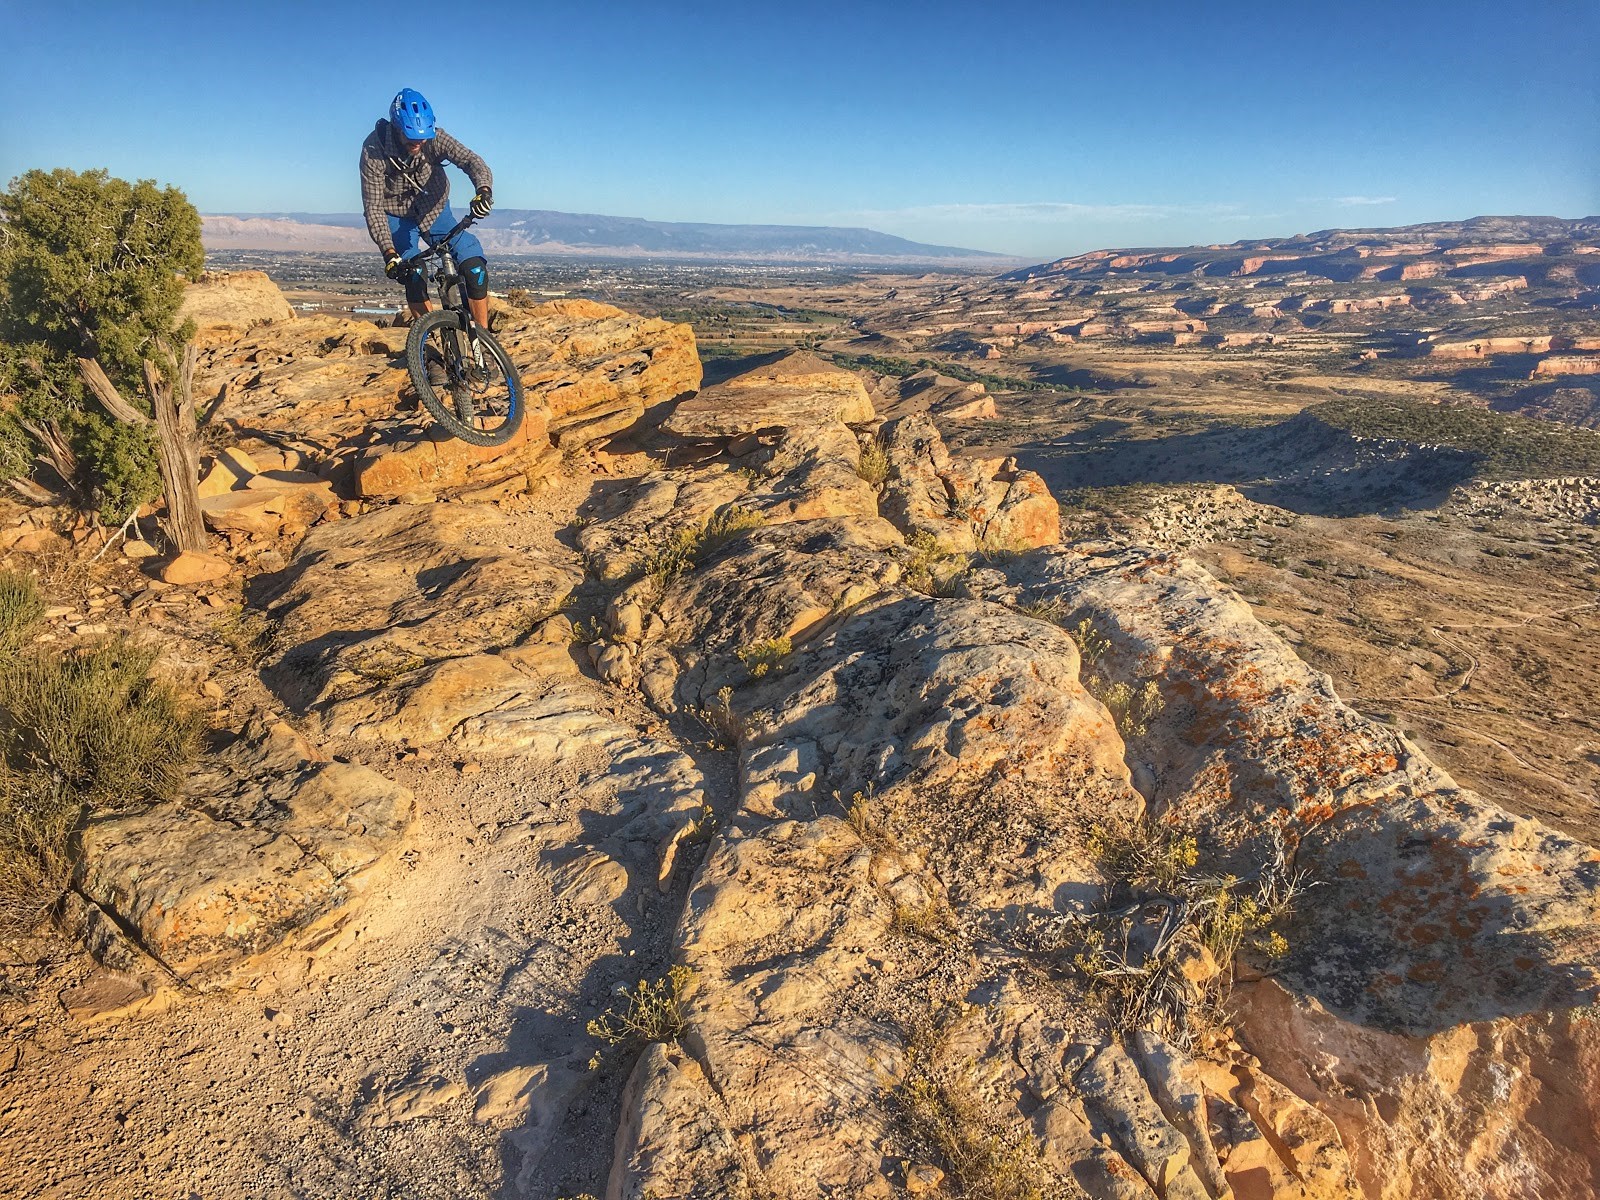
[{"xmin": 358, "ymin": 119, "xmax": 493, "ymax": 254}]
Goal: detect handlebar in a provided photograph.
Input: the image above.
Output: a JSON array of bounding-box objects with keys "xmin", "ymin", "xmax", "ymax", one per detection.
[{"xmin": 400, "ymin": 212, "xmax": 479, "ymax": 266}]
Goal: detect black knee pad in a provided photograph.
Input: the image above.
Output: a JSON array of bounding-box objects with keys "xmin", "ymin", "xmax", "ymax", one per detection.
[
  {"xmin": 401, "ymin": 262, "xmax": 428, "ymax": 305},
  {"xmin": 459, "ymin": 256, "xmax": 490, "ymax": 301}
]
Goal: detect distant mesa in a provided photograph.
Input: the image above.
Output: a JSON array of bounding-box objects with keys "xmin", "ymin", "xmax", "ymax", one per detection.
[
  {"xmin": 1003, "ymin": 215, "xmax": 1600, "ymax": 285},
  {"xmin": 202, "ymin": 208, "xmax": 1010, "ymax": 264}
]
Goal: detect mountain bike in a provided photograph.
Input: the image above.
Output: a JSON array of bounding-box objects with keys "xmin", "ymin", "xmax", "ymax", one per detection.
[{"xmin": 401, "ymin": 214, "xmax": 524, "ymax": 446}]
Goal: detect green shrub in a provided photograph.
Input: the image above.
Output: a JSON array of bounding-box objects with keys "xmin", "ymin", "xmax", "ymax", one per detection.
[
  {"xmin": 348, "ymin": 645, "xmax": 426, "ymax": 684},
  {"xmin": 1308, "ymin": 396, "xmax": 1600, "ymax": 480},
  {"xmin": 1013, "ymin": 596, "xmax": 1068, "ymax": 623},
  {"xmin": 1100, "ymin": 679, "xmax": 1165, "ymax": 738},
  {"xmin": 0, "ymin": 408, "xmax": 29, "ymax": 482},
  {"xmin": 903, "ymin": 531, "xmax": 970, "ymax": 597},
  {"xmin": 691, "ymin": 685, "xmax": 743, "ymax": 751},
  {"xmin": 66, "ymin": 409, "xmax": 162, "ymax": 521},
  {"xmin": 1068, "ymin": 617, "xmax": 1110, "ymax": 669}
]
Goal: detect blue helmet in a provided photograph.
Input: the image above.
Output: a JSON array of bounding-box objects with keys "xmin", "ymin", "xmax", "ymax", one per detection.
[{"xmin": 389, "ymin": 89, "xmax": 436, "ymax": 141}]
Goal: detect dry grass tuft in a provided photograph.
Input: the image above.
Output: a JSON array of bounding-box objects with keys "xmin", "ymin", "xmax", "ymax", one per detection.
[
  {"xmin": 890, "ymin": 1015, "xmax": 1060, "ymax": 1200},
  {"xmin": 903, "ymin": 532, "xmax": 970, "ymax": 597},
  {"xmin": 640, "ymin": 505, "xmax": 766, "ymax": 597},
  {"xmin": 691, "ymin": 685, "xmax": 743, "ymax": 751},
  {"xmin": 213, "ymin": 605, "xmax": 278, "ymax": 668},
  {"xmin": 1035, "ymin": 817, "xmax": 1303, "ymax": 1049},
  {"xmin": 0, "ymin": 633, "xmax": 200, "ymax": 936},
  {"xmin": 856, "ymin": 437, "xmax": 890, "ymax": 488}
]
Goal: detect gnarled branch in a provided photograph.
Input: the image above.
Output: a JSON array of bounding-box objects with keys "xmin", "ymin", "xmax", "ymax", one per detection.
[{"xmin": 77, "ymin": 357, "xmax": 150, "ymax": 426}]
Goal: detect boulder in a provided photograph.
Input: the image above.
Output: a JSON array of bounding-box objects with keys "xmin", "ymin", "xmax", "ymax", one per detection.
[
  {"xmin": 575, "ymin": 469, "xmax": 752, "ymax": 584},
  {"xmin": 74, "ymin": 720, "xmax": 411, "ymax": 982},
  {"xmin": 159, "ymin": 551, "xmax": 231, "ymax": 585},
  {"xmin": 351, "ymin": 409, "xmax": 553, "ymax": 500},
  {"xmin": 178, "ymin": 270, "xmax": 294, "ymax": 345},
  {"xmin": 663, "ymin": 350, "xmax": 874, "ymax": 438},
  {"xmin": 498, "ymin": 298, "xmax": 702, "ymax": 446},
  {"xmin": 743, "ymin": 424, "xmax": 881, "ymax": 523},
  {"xmin": 200, "ymin": 476, "xmax": 336, "ymax": 537},
  {"xmin": 197, "ymin": 446, "xmax": 261, "ymax": 497}
]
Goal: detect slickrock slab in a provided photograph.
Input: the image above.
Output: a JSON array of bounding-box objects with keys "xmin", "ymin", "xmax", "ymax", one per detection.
[
  {"xmin": 1014, "ymin": 547, "xmax": 1600, "ymax": 1032},
  {"xmin": 999, "ymin": 545, "xmax": 1600, "ymax": 1197},
  {"xmin": 351, "ymin": 412, "xmax": 553, "ymax": 500},
  {"xmin": 880, "ymin": 412, "xmax": 1060, "ymax": 552},
  {"xmin": 610, "ymin": 510, "xmax": 1236, "ymax": 1195},
  {"xmin": 575, "ymin": 468, "xmax": 752, "ymax": 583},
  {"xmin": 259, "ymin": 503, "xmax": 579, "ymax": 728},
  {"xmin": 597, "ymin": 407, "xmax": 1598, "ymax": 1197},
  {"xmin": 74, "ymin": 720, "xmax": 411, "ymax": 983},
  {"xmin": 663, "ymin": 350, "xmax": 874, "ymax": 437}
]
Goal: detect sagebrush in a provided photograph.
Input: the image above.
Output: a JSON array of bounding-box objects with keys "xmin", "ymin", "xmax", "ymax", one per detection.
[
  {"xmin": 0, "ymin": 600, "xmax": 200, "ymax": 935},
  {"xmin": 0, "ymin": 571, "xmax": 45, "ymax": 656}
]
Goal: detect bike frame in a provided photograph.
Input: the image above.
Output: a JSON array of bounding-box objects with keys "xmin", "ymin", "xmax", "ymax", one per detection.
[{"xmin": 402, "ymin": 213, "xmax": 479, "ymax": 331}]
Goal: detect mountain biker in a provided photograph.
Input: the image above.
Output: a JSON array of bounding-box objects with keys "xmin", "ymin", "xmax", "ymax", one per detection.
[{"xmin": 359, "ymin": 88, "xmax": 495, "ymax": 328}]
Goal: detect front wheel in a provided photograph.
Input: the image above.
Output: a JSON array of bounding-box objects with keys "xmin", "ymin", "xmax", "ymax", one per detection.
[{"xmin": 405, "ymin": 310, "xmax": 525, "ymax": 446}]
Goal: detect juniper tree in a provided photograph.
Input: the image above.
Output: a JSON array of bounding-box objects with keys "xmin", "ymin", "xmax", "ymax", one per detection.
[{"xmin": 0, "ymin": 167, "xmax": 208, "ymax": 549}]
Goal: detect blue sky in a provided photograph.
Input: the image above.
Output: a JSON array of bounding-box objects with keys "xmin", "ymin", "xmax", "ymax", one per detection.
[{"xmin": 6, "ymin": 0, "xmax": 1597, "ymax": 259}]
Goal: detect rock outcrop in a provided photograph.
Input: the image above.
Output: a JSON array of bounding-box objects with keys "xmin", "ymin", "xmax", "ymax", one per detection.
[
  {"xmin": 73, "ymin": 719, "xmax": 411, "ymax": 985},
  {"xmin": 190, "ymin": 285, "xmax": 699, "ymax": 505},
  {"xmin": 880, "ymin": 412, "xmax": 1061, "ymax": 551},
  {"xmin": 567, "ymin": 365, "xmax": 1599, "ymax": 1198},
  {"xmin": 178, "ymin": 270, "xmax": 295, "ymax": 345}
]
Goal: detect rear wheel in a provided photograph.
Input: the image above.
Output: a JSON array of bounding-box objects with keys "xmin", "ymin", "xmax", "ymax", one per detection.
[{"xmin": 405, "ymin": 309, "xmax": 524, "ymax": 446}]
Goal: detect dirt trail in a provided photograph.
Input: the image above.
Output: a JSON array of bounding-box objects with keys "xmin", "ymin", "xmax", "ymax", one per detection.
[{"xmin": 0, "ymin": 475, "xmax": 728, "ymax": 1200}]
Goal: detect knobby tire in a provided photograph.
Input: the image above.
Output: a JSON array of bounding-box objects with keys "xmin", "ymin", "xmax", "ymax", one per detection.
[{"xmin": 405, "ymin": 309, "xmax": 525, "ymax": 447}]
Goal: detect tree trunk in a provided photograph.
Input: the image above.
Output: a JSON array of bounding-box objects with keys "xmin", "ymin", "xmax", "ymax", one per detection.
[
  {"xmin": 78, "ymin": 343, "xmax": 208, "ymax": 554},
  {"xmin": 144, "ymin": 345, "xmax": 206, "ymax": 554}
]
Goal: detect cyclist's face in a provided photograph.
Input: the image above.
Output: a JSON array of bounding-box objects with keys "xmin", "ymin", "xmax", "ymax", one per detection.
[{"xmin": 403, "ymin": 136, "xmax": 427, "ymax": 157}]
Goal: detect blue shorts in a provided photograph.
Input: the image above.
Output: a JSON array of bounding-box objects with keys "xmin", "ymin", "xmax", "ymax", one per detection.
[{"xmin": 389, "ymin": 206, "xmax": 486, "ymax": 302}]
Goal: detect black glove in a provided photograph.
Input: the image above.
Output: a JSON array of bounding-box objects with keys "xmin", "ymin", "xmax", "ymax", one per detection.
[
  {"xmin": 470, "ymin": 186, "xmax": 493, "ymax": 219},
  {"xmin": 384, "ymin": 252, "xmax": 403, "ymax": 280}
]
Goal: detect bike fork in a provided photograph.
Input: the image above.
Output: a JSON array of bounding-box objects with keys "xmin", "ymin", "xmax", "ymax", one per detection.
[{"xmin": 465, "ymin": 320, "xmax": 487, "ymax": 370}]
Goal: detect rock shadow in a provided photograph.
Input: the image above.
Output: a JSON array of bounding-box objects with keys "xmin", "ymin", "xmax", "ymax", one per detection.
[{"xmin": 1015, "ymin": 417, "xmax": 1479, "ymax": 517}]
